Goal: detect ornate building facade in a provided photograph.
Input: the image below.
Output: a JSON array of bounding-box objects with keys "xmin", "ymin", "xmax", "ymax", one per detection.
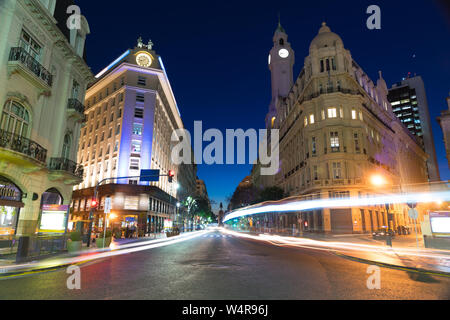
[
  {"xmin": 0, "ymin": 0, "xmax": 92, "ymax": 236},
  {"xmin": 258, "ymin": 22, "xmax": 429, "ymax": 233}
]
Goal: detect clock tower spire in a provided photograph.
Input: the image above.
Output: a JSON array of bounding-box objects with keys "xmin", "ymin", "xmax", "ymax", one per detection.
[{"xmin": 266, "ymin": 20, "xmax": 295, "ymax": 128}]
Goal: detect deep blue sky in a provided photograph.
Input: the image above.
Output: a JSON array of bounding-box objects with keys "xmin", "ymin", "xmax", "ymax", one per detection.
[{"xmin": 78, "ymin": 0, "xmax": 450, "ymax": 212}]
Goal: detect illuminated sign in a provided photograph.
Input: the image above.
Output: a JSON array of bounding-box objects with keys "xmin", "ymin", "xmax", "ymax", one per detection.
[
  {"xmin": 430, "ymin": 212, "xmax": 450, "ymax": 234},
  {"xmin": 39, "ymin": 204, "xmax": 69, "ymax": 233}
]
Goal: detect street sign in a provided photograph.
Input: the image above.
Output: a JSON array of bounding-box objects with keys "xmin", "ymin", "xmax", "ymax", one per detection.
[
  {"xmin": 408, "ymin": 208, "xmax": 418, "ymax": 219},
  {"xmin": 140, "ymin": 169, "xmax": 160, "ymax": 182},
  {"xmin": 104, "ymin": 197, "xmax": 112, "ymax": 213}
]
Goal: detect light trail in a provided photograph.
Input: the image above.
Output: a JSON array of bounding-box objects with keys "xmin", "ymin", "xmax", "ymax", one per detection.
[
  {"xmin": 223, "ymin": 190, "xmax": 450, "ymax": 222},
  {"xmin": 0, "ymin": 230, "xmax": 210, "ymax": 275},
  {"xmin": 220, "ymin": 228, "xmax": 450, "ymax": 265}
]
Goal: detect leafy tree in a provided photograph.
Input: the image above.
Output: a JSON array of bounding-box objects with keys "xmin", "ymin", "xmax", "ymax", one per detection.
[
  {"xmin": 229, "ymin": 184, "xmax": 258, "ymax": 210},
  {"xmin": 257, "ymin": 186, "xmax": 285, "ymax": 202}
]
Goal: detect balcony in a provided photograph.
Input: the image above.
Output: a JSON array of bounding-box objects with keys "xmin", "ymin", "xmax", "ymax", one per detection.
[
  {"xmin": 48, "ymin": 158, "xmax": 84, "ymax": 183},
  {"xmin": 67, "ymin": 99, "xmax": 85, "ymax": 114},
  {"xmin": 67, "ymin": 99, "xmax": 85, "ymax": 122},
  {"xmin": 0, "ymin": 128, "xmax": 47, "ymax": 164},
  {"xmin": 8, "ymin": 47, "xmax": 53, "ymax": 92}
]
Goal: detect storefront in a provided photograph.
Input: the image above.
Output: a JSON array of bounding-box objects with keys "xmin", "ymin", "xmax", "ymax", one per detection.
[{"xmin": 0, "ymin": 176, "xmax": 23, "ymax": 236}]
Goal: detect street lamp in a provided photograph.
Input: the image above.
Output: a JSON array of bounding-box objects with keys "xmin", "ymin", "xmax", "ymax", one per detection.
[{"xmin": 370, "ymin": 174, "xmax": 386, "ymax": 187}]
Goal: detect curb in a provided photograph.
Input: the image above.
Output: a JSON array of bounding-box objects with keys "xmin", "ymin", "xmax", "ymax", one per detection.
[
  {"xmin": 0, "ymin": 259, "xmax": 89, "ymax": 279},
  {"xmin": 334, "ymin": 251, "xmax": 450, "ymax": 278}
]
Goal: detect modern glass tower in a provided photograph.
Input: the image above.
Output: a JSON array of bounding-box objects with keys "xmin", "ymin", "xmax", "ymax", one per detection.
[{"xmin": 388, "ymin": 76, "xmax": 440, "ymax": 181}]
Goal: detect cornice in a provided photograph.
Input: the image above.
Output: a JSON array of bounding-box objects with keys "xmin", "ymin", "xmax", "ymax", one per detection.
[{"xmin": 22, "ymin": 0, "xmax": 94, "ymax": 83}]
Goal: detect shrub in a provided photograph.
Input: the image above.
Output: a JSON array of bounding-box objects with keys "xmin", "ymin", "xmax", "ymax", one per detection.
[
  {"xmin": 99, "ymin": 230, "xmax": 112, "ymax": 238},
  {"xmin": 69, "ymin": 231, "xmax": 82, "ymax": 242}
]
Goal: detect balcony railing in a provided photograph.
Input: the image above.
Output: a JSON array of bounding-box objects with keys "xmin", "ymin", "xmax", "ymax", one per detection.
[
  {"xmin": 67, "ymin": 98, "xmax": 85, "ymax": 114},
  {"xmin": 0, "ymin": 128, "xmax": 47, "ymax": 163},
  {"xmin": 48, "ymin": 158, "xmax": 84, "ymax": 179},
  {"xmin": 8, "ymin": 47, "xmax": 53, "ymax": 87}
]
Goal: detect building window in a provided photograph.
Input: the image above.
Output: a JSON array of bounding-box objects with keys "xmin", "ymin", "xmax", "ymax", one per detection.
[
  {"xmin": 312, "ymin": 137, "xmax": 316, "ymax": 155},
  {"xmin": 131, "ymin": 140, "xmax": 141, "ymax": 153},
  {"xmin": 129, "ymin": 158, "xmax": 140, "ymax": 171},
  {"xmin": 136, "ymin": 93, "xmax": 145, "ymax": 102},
  {"xmin": 331, "ymin": 57, "xmax": 336, "ymax": 71},
  {"xmin": 116, "ymin": 125, "xmax": 121, "ymax": 135},
  {"xmin": 133, "ymin": 123, "xmax": 143, "ymax": 135},
  {"xmin": 351, "ymin": 109, "xmax": 357, "ymax": 119},
  {"xmin": 321, "ymin": 110, "xmax": 325, "ymax": 120},
  {"xmin": 62, "ymin": 134, "xmax": 71, "ymax": 159},
  {"xmin": 327, "ymin": 107, "xmax": 337, "ymax": 118},
  {"xmin": 309, "ymin": 114, "xmax": 315, "ymax": 124},
  {"xmin": 304, "ymin": 117, "xmax": 308, "ymax": 127},
  {"xmin": 137, "ymin": 76, "xmax": 146, "ymax": 86},
  {"xmin": 332, "ymin": 162, "xmax": 342, "ymax": 179},
  {"xmin": 19, "ymin": 29, "xmax": 41, "ymax": 61},
  {"xmin": 118, "ymin": 108, "xmax": 122, "ymax": 118},
  {"xmin": 313, "ymin": 165, "xmax": 318, "ymax": 180},
  {"xmin": 134, "ymin": 107, "xmax": 144, "ymax": 119},
  {"xmin": 114, "ymin": 141, "xmax": 119, "ymax": 152},
  {"xmin": 354, "ymin": 133, "xmax": 360, "ymax": 153},
  {"xmin": 359, "ymin": 111, "xmax": 363, "ymax": 121},
  {"xmin": 330, "ymin": 132, "xmax": 340, "ymax": 151},
  {"xmin": 339, "ymin": 108, "xmax": 344, "ymax": 118},
  {"xmin": 320, "ymin": 60, "xmax": 324, "ymax": 73},
  {"xmin": 1, "ymin": 100, "xmax": 30, "ymax": 137}
]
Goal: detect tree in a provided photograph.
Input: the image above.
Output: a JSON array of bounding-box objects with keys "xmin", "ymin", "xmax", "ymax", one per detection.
[
  {"xmin": 257, "ymin": 186, "xmax": 285, "ymax": 203},
  {"xmin": 229, "ymin": 184, "xmax": 258, "ymax": 210}
]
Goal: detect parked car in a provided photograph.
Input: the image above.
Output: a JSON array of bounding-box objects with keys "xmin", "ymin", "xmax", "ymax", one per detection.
[{"xmin": 372, "ymin": 227, "xmax": 395, "ymax": 239}]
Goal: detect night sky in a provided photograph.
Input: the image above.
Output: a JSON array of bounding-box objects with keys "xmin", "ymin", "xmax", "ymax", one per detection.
[{"xmin": 77, "ymin": 0, "xmax": 450, "ymax": 212}]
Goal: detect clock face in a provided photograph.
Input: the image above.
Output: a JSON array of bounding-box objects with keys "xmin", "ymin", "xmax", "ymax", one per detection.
[
  {"xmin": 278, "ymin": 49, "xmax": 289, "ymax": 58},
  {"xmin": 136, "ymin": 52, "xmax": 152, "ymax": 67}
]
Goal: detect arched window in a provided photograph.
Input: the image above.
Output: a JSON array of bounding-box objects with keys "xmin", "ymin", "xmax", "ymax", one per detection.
[
  {"xmin": 62, "ymin": 134, "xmax": 71, "ymax": 159},
  {"xmin": 1, "ymin": 100, "xmax": 30, "ymax": 137},
  {"xmin": 279, "ymin": 38, "xmax": 284, "ymax": 46}
]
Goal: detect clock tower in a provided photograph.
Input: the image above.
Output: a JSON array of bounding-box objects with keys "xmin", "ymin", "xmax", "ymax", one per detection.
[{"xmin": 266, "ymin": 21, "xmax": 295, "ymax": 128}]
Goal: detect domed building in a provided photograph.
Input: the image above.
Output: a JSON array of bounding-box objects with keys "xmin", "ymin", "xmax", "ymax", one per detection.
[{"xmin": 257, "ymin": 22, "xmax": 429, "ymax": 234}]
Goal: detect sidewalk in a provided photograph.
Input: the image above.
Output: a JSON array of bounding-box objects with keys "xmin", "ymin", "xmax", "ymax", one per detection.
[{"xmin": 0, "ymin": 233, "xmax": 168, "ymax": 268}]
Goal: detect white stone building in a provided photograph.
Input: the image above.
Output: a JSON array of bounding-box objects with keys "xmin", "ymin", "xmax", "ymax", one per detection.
[{"xmin": 0, "ymin": 0, "xmax": 92, "ymax": 236}]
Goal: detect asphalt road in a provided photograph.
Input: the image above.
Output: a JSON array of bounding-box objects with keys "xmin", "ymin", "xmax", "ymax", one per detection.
[{"xmin": 1, "ymin": 230, "xmax": 449, "ymax": 300}]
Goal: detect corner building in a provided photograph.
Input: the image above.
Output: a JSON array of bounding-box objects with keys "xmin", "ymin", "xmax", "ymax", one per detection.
[
  {"xmin": 71, "ymin": 40, "xmax": 194, "ymax": 236},
  {"xmin": 262, "ymin": 22, "xmax": 429, "ymax": 233}
]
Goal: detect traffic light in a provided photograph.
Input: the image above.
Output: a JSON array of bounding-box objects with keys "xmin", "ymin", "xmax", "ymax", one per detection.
[
  {"xmin": 91, "ymin": 198, "xmax": 98, "ymax": 208},
  {"xmin": 168, "ymin": 170, "xmax": 175, "ymax": 183}
]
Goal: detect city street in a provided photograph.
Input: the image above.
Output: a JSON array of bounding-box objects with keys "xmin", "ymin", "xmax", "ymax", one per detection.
[{"xmin": 1, "ymin": 230, "xmax": 449, "ymax": 300}]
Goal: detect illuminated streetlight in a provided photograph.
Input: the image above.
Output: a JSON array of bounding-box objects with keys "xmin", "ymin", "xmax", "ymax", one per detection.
[{"xmin": 370, "ymin": 174, "xmax": 386, "ymax": 187}]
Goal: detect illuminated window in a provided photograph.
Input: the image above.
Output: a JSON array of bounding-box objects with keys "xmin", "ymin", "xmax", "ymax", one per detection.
[
  {"xmin": 309, "ymin": 114, "xmax": 315, "ymax": 124},
  {"xmin": 321, "ymin": 110, "xmax": 325, "ymax": 120},
  {"xmin": 330, "ymin": 132, "xmax": 340, "ymax": 149},
  {"xmin": 131, "ymin": 140, "xmax": 141, "ymax": 153},
  {"xmin": 352, "ymin": 109, "xmax": 357, "ymax": 119},
  {"xmin": 340, "ymin": 108, "xmax": 344, "ymax": 118},
  {"xmin": 133, "ymin": 123, "xmax": 143, "ymax": 135},
  {"xmin": 327, "ymin": 107, "xmax": 337, "ymax": 118},
  {"xmin": 304, "ymin": 117, "xmax": 308, "ymax": 127},
  {"xmin": 359, "ymin": 111, "xmax": 363, "ymax": 121}
]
